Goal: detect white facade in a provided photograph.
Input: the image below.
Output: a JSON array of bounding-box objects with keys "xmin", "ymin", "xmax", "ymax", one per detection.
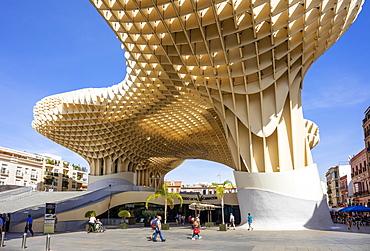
[
  {"xmin": 0, "ymin": 146, "xmax": 88, "ymax": 191},
  {"xmin": 0, "ymin": 146, "xmax": 43, "ymax": 190},
  {"xmin": 338, "ymin": 165, "xmax": 352, "ymax": 178}
]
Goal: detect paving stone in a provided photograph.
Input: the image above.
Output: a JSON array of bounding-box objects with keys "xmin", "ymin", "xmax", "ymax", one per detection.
[{"xmin": 1, "ymin": 223, "xmax": 369, "ymax": 251}]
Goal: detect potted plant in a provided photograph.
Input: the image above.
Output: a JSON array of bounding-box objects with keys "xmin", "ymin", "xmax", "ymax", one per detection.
[
  {"xmin": 118, "ymin": 210, "xmax": 131, "ymax": 229},
  {"xmin": 85, "ymin": 211, "xmax": 97, "ymax": 232}
]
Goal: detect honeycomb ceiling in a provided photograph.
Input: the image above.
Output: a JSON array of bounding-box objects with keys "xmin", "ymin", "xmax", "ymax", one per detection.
[{"xmin": 33, "ymin": 0, "xmax": 363, "ymax": 179}]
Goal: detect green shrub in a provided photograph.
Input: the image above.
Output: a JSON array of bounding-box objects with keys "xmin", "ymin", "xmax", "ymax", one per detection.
[
  {"xmin": 118, "ymin": 210, "xmax": 131, "ymax": 221},
  {"xmin": 85, "ymin": 211, "xmax": 97, "ymax": 218}
]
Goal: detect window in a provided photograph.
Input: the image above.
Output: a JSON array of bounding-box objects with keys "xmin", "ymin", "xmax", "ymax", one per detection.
[
  {"xmin": 31, "ymin": 169, "xmax": 37, "ymax": 179},
  {"xmin": 25, "ymin": 168, "xmax": 29, "ymax": 174},
  {"xmin": 16, "ymin": 168, "xmax": 22, "ymax": 177},
  {"xmin": 1, "ymin": 164, "xmax": 8, "ymax": 175},
  {"xmin": 354, "ymin": 183, "xmax": 360, "ymax": 193}
]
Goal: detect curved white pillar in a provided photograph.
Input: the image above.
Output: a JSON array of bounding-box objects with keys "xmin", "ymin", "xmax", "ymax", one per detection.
[{"xmin": 234, "ymin": 164, "xmax": 333, "ymax": 230}]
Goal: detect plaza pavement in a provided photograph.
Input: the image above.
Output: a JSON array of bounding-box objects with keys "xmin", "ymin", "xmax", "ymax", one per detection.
[{"xmin": 1, "ymin": 223, "xmax": 369, "ymax": 251}]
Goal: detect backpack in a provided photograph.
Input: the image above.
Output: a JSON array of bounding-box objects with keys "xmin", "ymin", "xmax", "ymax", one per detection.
[{"xmin": 151, "ymin": 219, "xmax": 157, "ymax": 229}]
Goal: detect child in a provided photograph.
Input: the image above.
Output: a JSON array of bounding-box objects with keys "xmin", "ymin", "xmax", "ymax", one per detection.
[{"xmin": 191, "ymin": 222, "xmax": 202, "ymax": 240}]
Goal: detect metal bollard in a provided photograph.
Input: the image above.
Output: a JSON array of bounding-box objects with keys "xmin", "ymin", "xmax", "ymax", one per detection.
[
  {"xmin": 21, "ymin": 233, "xmax": 27, "ymax": 249},
  {"xmin": 45, "ymin": 234, "xmax": 51, "ymax": 251},
  {"xmin": 1, "ymin": 231, "xmax": 5, "ymax": 247}
]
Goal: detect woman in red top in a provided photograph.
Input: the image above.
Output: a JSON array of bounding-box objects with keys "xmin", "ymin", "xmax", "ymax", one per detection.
[{"xmin": 191, "ymin": 222, "xmax": 202, "ymax": 240}]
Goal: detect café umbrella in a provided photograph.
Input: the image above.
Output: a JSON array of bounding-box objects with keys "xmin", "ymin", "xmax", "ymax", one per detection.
[
  {"xmin": 189, "ymin": 202, "xmax": 221, "ymax": 223},
  {"xmin": 338, "ymin": 205, "xmax": 370, "ymax": 212}
]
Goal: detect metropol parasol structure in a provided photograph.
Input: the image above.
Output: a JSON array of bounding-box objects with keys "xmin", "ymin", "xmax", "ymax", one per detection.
[{"xmin": 33, "ymin": 0, "xmax": 364, "ymax": 228}]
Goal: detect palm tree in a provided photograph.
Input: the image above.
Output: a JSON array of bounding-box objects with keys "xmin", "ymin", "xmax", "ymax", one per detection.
[
  {"xmin": 145, "ymin": 183, "xmax": 183, "ymax": 224},
  {"xmin": 212, "ymin": 180, "xmax": 232, "ymax": 225}
]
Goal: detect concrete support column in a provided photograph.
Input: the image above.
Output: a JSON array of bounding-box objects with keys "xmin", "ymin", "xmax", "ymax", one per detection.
[{"xmin": 234, "ymin": 164, "xmax": 332, "ymax": 230}]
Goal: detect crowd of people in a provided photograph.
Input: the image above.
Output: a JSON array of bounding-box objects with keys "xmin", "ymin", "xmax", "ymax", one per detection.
[
  {"xmin": 2, "ymin": 211, "xmax": 252, "ymax": 239},
  {"xmin": 149, "ymin": 212, "xmax": 253, "ymax": 242},
  {"xmin": 331, "ymin": 212, "xmax": 370, "ymax": 229}
]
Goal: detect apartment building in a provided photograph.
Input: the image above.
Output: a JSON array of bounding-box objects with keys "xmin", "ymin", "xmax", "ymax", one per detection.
[
  {"xmin": 41, "ymin": 153, "xmax": 88, "ymax": 191},
  {"xmin": 0, "ymin": 147, "xmax": 43, "ymax": 190},
  {"xmin": 0, "ymin": 146, "xmax": 88, "ymax": 191},
  {"xmin": 326, "ymin": 164, "xmax": 351, "ymax": 207},
  {"xmin": 165, "ymin": 181, "xmax": 237, "ymax": 195}
]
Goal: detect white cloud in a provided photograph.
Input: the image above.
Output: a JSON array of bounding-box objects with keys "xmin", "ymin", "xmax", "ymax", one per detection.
[{"xmin": 303, "ymin": 74, "xmax": 369, "ymax": 111}]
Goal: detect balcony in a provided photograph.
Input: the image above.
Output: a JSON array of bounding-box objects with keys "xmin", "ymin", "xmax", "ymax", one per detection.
[
  {"xmin": 72, "ymin": 166, "xmax": 88, "ymax": 172},
  {"xmin": 0, "ymin": 169, "xmax": 9, "ymax": 176},
  {"xmin": 353, "ymin": 190, "xmax": 370, "ymax": 197}
]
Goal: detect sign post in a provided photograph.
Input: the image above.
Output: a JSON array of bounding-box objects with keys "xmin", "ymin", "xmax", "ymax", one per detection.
[{"xmin": 43, "ymin": 203, "xmax": 56, "ymax": 233}]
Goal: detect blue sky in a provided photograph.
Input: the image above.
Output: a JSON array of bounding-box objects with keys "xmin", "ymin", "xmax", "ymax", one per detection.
[{"xmin": 0, "ymin": 1, "xmax": 369, "ymax": 185}]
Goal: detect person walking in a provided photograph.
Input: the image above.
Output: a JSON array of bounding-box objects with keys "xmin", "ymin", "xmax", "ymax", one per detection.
[
  {"xmin": 354, "ymin": 214, "xmax": 361, "ymax": 230},
  {"xmin": 346, "ymin": 214, "xmax": 352, "ymax": 230},
  {"xmin": 228, "ymin": 213, "xmax": 236, "ymax": 230},
  {"xmin": 247, "ymin": 213, "xmax": 253, "ymax": 231},
  {"xmin": 191, "ymin": 221, "xmax": 202, "ymax": 240},
  {"xmin": 87, "ymin": 213, "xmax": 97, "ymax": 233},
  {"xmin": 195, "ymin": 214, "xmax": 201, "ymax": 227},
  {"xmin": 54, "ymin": 216, "xmax": 58, "ymax": 232},
  {"xmin": 0, "ymin": 215, "xmax": 3, "ymax": 233},
  {"xmin": 24, "ymin": 215, "xmax": 34, "ymax": 237},
  {"xmin": 149, "ymin": 216, "xmax": 158, "ymax": 240},
  {"xmin": 5, "ymin": 213, "xmax": 10, "ymax": 233},
  {"xmin": 153, "ymin": 216, "xmax": 166, "ymax": 242}
]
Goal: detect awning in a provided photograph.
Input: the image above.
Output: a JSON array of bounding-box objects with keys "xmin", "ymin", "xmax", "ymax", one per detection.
[
  {"xmin": 338, "ymin": 205, "xmax": 370, "ymax": 212},
  {"xmin": 189, "ymin": 202, "xmax": 221, "ymax": 211}
]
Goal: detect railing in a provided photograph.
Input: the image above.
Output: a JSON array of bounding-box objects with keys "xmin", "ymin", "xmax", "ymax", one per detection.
[{"xmin": 354, "ymin": 190, "xmax": 370, "ymax": 197}]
